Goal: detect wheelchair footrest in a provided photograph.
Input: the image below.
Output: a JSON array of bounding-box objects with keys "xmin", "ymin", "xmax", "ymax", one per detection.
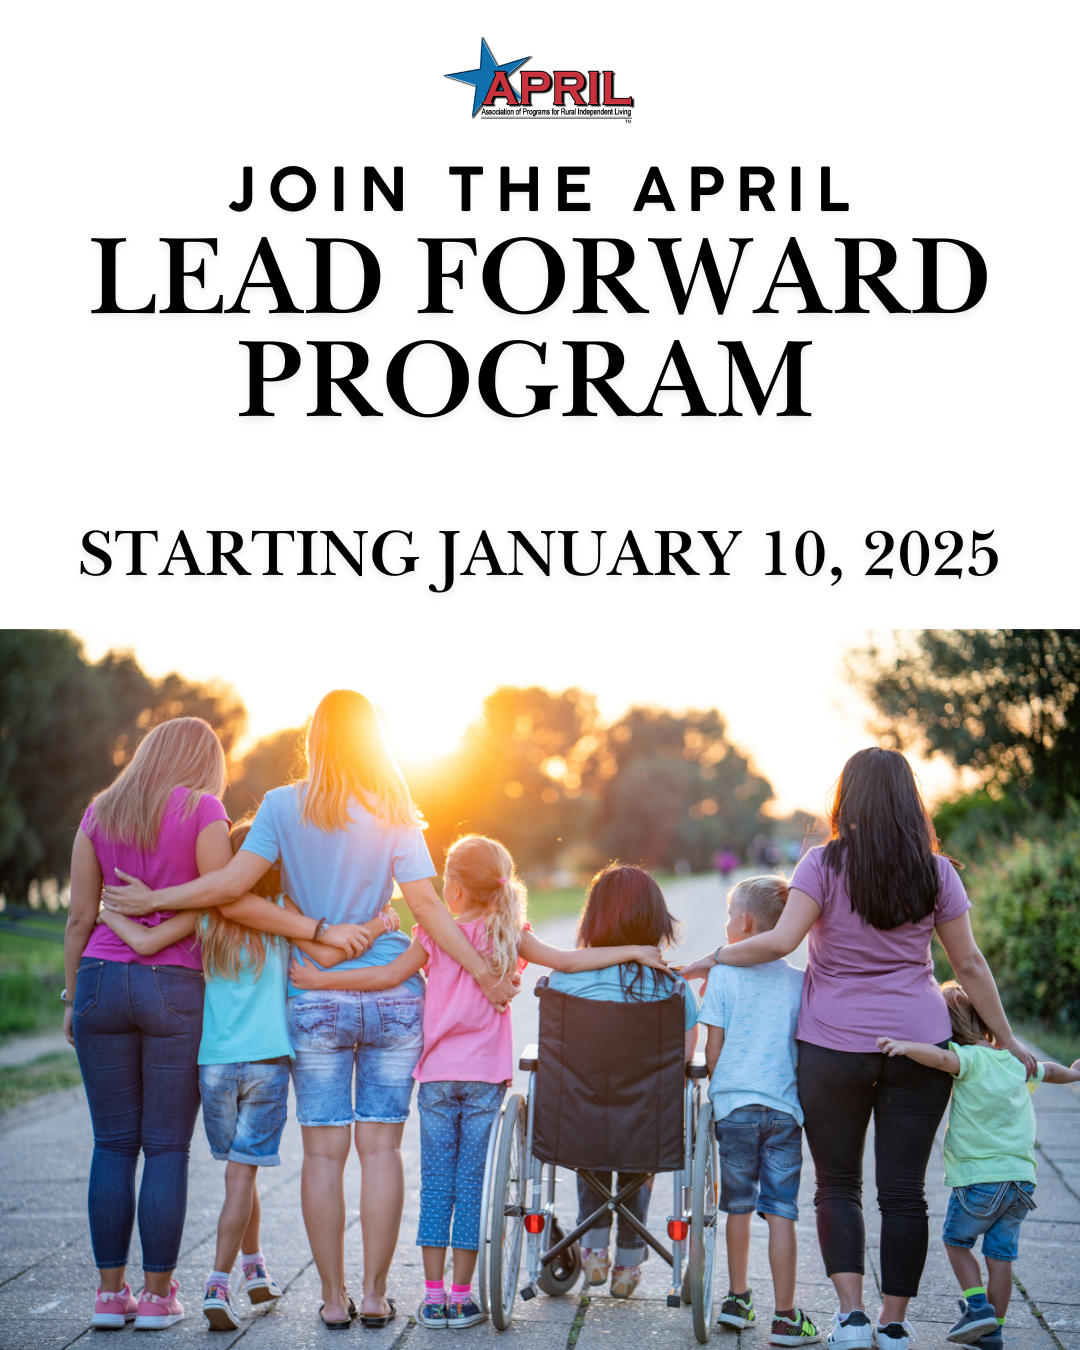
[
  {"xmin": 520, "ymin": 1283, "xmax": 538, "ymax": 1301},
  {"xmin": 667, "ymin": 1288, "xmax": 682, "ymax": 1308}
]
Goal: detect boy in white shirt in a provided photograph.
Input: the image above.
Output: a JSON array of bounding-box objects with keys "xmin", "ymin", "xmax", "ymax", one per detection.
[{"xmin": 699, "ymin": 876, "xmax": 820, "ymax": 1346}]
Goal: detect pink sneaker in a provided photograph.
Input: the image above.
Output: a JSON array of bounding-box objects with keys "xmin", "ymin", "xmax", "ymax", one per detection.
[
  {"xmin": 92, "ymin": 1282, "xmax": 138, "ymax": 1329},
  {"xmin": 134, "ymin": 1279, "xmax": 185, "ymax": 1330}
]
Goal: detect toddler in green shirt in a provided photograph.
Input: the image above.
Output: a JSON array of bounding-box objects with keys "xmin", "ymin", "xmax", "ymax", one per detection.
[{"xmin": 878, "ymin": 980, "xmax": 1079, "ymax": 1350}]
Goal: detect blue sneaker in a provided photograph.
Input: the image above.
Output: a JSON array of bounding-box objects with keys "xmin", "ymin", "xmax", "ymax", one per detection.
[
  {"xmin": 975, "ymin": 1329, "xmax": 1003, "ymax": 1350},
  {"xmin": 948, "ymin": 1300, "xmax": 999, "ymax": 1345},
  {"xmin": 417, "ymin": 1299, "xmax": 449, "ymax": 1328},
  {"xmin": 447, "ymin": 1296, "xmax": 488, "ymax": 1329}
]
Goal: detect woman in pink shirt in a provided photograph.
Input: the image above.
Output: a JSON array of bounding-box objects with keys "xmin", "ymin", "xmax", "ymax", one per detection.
[
  {"xmin": 63, "ymin": 717, "xmax": 368, "ymax": 1332},
  {"xmin": 680, "ymin": 749, "xmax": 1035, "ymax": 1350}
]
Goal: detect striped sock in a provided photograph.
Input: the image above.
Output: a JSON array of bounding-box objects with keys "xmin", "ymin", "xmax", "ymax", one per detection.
[
  {"xmin": 451, "ymin": 1283, "xmax": 471, "ymax": 1305},
  {"xmin": 424, "ymin": 1280, "xmax": 445, "ymax": 1306}
]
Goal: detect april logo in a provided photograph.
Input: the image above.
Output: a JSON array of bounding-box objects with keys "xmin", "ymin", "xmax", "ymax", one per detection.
[{"xmin": 445, "ymin": 38, "xmax": 633, "ymax": 120}]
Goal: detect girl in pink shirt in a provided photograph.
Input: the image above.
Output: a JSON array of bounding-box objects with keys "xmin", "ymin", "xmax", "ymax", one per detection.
[{"xmin": 289, "ymin": 833, "xmax": 669, "ymax": 1330}]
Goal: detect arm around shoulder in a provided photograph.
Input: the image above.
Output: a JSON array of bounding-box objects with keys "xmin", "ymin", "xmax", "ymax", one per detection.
[{"xmin": 1041, "ymin": 1060, "xmax": 1080, "ymax": 1085}]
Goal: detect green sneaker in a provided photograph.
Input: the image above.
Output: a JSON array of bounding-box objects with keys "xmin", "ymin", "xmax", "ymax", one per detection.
[
  {"xmin": 719, "ymin": 1290, "xmax": 756, "ymax": 1330},
  {"xmin": 772, "ymin": 1309, "xmax": 824, "ymax": 1345}
]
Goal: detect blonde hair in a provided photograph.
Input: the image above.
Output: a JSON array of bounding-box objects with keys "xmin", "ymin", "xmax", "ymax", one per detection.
[
  {"xmin": 941, "ymin": 980, "xmax": 991, "ymax": 1046},
  {"xmin": 445, "ymin": 835, "xmax": 526, "ymax": 980},
  {"xmin": 729, "ymin": 874, "xmax": 789, "ymax": 932},
  {"xmin": 300, "ymin": 690, "xmax": 424, "ymax": 833},
  {"xmin": 86, "ymin": 717, "xmax": 226, "ymax": 851},
  {"xmin": 200, "ymin": 818, "xmax": 281, "ymax": 982}
]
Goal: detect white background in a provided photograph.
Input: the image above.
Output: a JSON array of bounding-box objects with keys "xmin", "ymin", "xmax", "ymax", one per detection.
[{"xmin": 2, "ymin": 2, "xmax": 1076, "ymax": 812}]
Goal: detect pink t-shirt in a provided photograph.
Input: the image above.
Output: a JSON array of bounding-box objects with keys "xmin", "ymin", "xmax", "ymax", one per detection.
[
  {"xmin": 791, "ymin": 845, "xmax": 971, "ymax": 1053},
  {"xmin": 82, "ymin": 786, "xmax": 230, "ymax": 970},
  {"xmin": 412, "ymin": 918, "xmax": 531, "ymax": 1084}
]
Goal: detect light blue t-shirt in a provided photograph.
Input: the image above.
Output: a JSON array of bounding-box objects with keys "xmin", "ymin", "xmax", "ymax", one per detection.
[
  {"xmin": 549, "ymin": 965, "xmax": 700, "ymax": 1031},
  {"xmin": 699, "ymin": 959, "xmax": 804, "ymax": 1125},
  {"xmin": 242, "ymin": 784, "xmax": 434, "ymax": 997},
  {"xmin": 198, "ymin": 901, "xmax": 293, "ymax": 1065}
]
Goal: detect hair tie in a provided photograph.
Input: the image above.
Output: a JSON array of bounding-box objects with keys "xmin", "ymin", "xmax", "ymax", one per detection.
[{"xmin": 498, "ymin": 877, "xmax": 507, "ymax": 884}]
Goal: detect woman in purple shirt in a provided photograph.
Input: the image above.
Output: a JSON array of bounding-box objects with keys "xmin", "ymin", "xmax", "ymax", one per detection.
[
  {"xmin": 681, "ymin": 749, "xmax": 1035, "ymax": 1350},
  {"xmin": 63, "ymin": 717, "xmax": 367, "ymax": 1331}
]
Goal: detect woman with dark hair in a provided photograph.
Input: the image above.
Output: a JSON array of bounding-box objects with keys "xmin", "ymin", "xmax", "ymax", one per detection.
[
  {"xmin": 680, "ymin": 749, "xmax": 1035, "ymax": 1350},
  {"xmin": 550, "ymin": 864, "xmax": 699, "ymax": 1300}
]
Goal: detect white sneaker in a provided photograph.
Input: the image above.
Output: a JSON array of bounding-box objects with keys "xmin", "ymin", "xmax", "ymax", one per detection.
[
  {"xmin": 874, "ymin": 1320, "xmax": 918, "ymax": 1350},
  {"xmin": 203, "ymin": 1279, "xmax": 242, "ymax": 1331},
  {"xmin": 242, "ymin": 1260, "xmax": 283, "ymax": 1305},
  {"xmin": 828, "ymin": 1310, "xmax": 874, "ymax": 1350}
]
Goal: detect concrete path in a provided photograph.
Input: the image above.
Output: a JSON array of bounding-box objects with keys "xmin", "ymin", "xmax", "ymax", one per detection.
[
  {"xmin": 0, "ymin": 1031, "xmax": 73, "ymax": 1069},
  {"xmin": 1, "ymin": 873, "xmax": 1077, "ymax": 1350}
]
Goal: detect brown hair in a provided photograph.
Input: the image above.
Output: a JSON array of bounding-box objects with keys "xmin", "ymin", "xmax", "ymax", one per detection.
[
  {"xmin": 577, "ymin": 863, "xmax": 680, "ymax": 1003},
  {"xmin": 941, "ymin": 980, "xmax": 991, "ymax": 1046},
  {"xmin": 444, "ymin": 835, "xmax": 526, "ymax": 980},
  {"xmin": 729, "ymin": 875, "xmax": 789, "ymax": 932},
  {"xmin": 199, "ymin": 818, "xmax": 281, "ymax": 982},
  {"xmin": 86, "ymin": 717, "xmax": 226, "ymax": 851}
]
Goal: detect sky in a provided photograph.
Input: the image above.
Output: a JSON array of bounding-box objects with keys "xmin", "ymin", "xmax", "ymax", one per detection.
[{"xmin": 75, "ymin": 623, "xmax": 962, "ymax": 818}]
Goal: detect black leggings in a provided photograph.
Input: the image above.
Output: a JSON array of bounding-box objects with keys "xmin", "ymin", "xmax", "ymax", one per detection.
[{"xmin": 797, "ymin": 1040, "xmax": 954, "ymax": 1298}]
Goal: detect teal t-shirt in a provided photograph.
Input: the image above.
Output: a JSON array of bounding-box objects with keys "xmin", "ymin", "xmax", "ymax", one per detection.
[
  {"xmin": 548, "ymin": 965, "xmax": 699, "ymax": 1030},
  {"xmin": 197, "ymin": 902, "xmax": 294, "ymax": 1065},
  {"xmin": 943, "ymin": 1042, "xmax": 1046, "ymax": 1187},
  {"xmin": 698, "ymin": 958, "xmax": 805, "ymax": 1125}
]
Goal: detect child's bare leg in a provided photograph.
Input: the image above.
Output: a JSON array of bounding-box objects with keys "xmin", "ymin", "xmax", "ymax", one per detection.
[
  {"xmin": 945, "ymin": 1243, "xmax": 985, "ymax": 1298},
  {"xmin": 452, "ymin": 1250, "xmax": 479, "ymax": 1287},
  {"xmin": 241, "ymin": 1177, "xmax": 261, "ymax": 1257},
  {"xmin": 764, "ymin": 1214, "xmax": 797, "ymax": 1311},
  {"xmin": 985, "ymin": 1258, "xmax": 1012, "ymax": 1320},
  {"xmin": 422, "ymin": 1247, "xmax": 449, "ymax": 1282},
  {"xmin": 726, "ymin": 1212, "xmax": 752, "ymax": 1292},
  {"xmin": 214, "ymin": 1162, "xmax": 259, "ymax": 1273}
]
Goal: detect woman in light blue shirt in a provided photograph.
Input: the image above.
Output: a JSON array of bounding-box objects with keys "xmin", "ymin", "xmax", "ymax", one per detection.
[{"xmin": 104, "ymin": 690, "xmax": 520, "ymax": 1330}]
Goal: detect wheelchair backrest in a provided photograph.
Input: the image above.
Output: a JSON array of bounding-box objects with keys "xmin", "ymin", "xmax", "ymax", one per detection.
[{"xmin": 531, "ymin": 984, "xmax": 687, "ymax": 1172}]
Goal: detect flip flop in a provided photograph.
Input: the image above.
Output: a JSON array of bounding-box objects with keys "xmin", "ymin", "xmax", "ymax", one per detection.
[
  {"xmin": 359, "ymin": 1297, "xmax": 396, "ymax": 1329},
  {"xmin": 319, "ymin": 1297, "xmax": 358, "ymax": 1330}
]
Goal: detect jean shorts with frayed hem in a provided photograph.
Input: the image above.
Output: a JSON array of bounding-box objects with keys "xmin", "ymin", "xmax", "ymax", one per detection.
[
  {"xmin": 288, "ymin": 988, "xmax": 424, "ymax": 1127},
  {"xmin": 942, "ymin": 1180, "xmax": 1036, "ymax": 1262},
  {"xmin": 200, "ymin": 1059, "xmax": 291, "ymax": 1165},
  {"xmin": 714, "ymin": 1104, "xmax": 803, "ymax": 1220}
]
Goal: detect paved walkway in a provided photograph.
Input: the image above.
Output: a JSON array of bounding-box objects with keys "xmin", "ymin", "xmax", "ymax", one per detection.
[{"xmin": 2, "ymin": 874, "xmax": 1077, "ymax": 1350}]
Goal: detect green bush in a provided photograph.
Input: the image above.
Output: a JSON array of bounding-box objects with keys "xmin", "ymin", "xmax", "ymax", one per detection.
[
  {"xmin": 967, "ymin": 803, "xmax": 1080, "ymax": 1035},
  {"xmin": 0, "ymin": 968, "xmax": 62, "ymax": 1035}
]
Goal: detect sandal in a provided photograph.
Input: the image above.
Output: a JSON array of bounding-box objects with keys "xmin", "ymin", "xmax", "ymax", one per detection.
[
  {"xmin": 319, "ymin": 1297, "xmax": 358, "ymax": 1330},
  {"xmin": 359, "ymin": 1297, "xmax": 396, "ymax": 1329}
]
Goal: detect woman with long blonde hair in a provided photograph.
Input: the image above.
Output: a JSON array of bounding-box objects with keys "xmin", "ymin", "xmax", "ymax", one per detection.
[
  {"xmin": 65, "ymin": 716, "xmax": 370, "ymax": 1333},
  {"xmin": 103, "ymin": 690, "xmax": 522, "ymax": 1329}
]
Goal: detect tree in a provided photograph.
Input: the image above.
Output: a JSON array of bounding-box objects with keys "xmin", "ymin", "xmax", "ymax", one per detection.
[
  {"xmin": 226, "ymin": 727, "xmax": 306, "ymax": 823},
  {"xmin": 859, "ymin": 630, "xmax": 1080, "ymax": 812},
  {"xmin": 0, "ymin": 631, "xmax": 246, "ymax": 901},
  {"xmin": 587, "ymin": 706, "xmax": 773, "ymax": 871}
]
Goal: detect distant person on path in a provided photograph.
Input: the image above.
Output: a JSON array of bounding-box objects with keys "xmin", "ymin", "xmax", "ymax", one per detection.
[
  {"xmin": 701, "ymin": 876, "xmax": 821, "ymax": 1348},
  {"xmin": 714, "ymin": 846, "xmax": 740, "ymax": 882},
  {"xmin": 103, "ymin": 691, "xmax": 521, "ymax": 1330},
  {"xmin": 680, "ymin": 748, "xmax": 1036, "ymax": 1350},
  {"xmin": 64, "ymin": 717, "xmax": 366, "ymax": 1332},
  {"xmin": 878, "ymin": 982, "xmax": 1080, "ymax": 1350}
]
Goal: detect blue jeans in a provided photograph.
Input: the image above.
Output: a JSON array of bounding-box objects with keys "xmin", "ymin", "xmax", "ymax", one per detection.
[
  {"xmin": 199, "ymin": 1059, "xmax": 291, "ymax": 1165},
  {"xmin": 72, "ymin": 958, "xmax": 204, "ymax": 1272},
  {"xmin": 943, "ymin": 1181, "xmax": 1036, "ymax": 1262},
  {"xmin": 715, "ymin": 1105, "xmax": 803, "ymax": 1220},
  {"xmin": 288, "ymin": 988, "xmax": 424, "ymax": 1126},
  {"xmin": 416, "ymin": 1080, "xmax": 505, "ymax": 1250},
  {"xmin": 577, "ymin": 1172, "xmax": 655, "ymax": 1266}
]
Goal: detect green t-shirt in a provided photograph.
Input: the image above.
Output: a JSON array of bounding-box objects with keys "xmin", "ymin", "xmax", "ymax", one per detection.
[{"xmin": 942, "ymin": 1042, "xmax": 1046, "ymax": 1187}]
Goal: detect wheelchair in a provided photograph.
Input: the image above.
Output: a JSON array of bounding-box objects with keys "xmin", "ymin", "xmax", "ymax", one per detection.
[{"xmin": 477, "ymin": 978, "xmax": 719, "ymax": 1342}]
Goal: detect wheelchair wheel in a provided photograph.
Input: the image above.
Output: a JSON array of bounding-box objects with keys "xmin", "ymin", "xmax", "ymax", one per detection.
[
  {"xmin": 536, "ymin": 1220, "xmax": 582, "ymax": 1296},
  {"xmin": 690, "ymin": 1099, "xmax": 718, "ymax": 1343},
  {"xmin": 489, "ymin": 1091, "xmax": 527, "ymax": 1329}
]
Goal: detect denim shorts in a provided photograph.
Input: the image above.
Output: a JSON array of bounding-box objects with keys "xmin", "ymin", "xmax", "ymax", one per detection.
[
  {"xmin": 943, "ymin": 1181, "xmax": 1036, "ymax": 1262},
  {"xmin": 199, "ymin": 1059, "xmax": 291, "ymax": 1166},
  {"xmin": 714, "ymin": 1104, "xmax": 803, "ymax": 1220},
  {"xmin": 288, "ymin": 988, "xmax": 424, "ymax": 1127}
]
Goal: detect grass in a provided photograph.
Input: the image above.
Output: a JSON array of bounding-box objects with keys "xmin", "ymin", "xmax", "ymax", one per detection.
[
  {"xmin": 0, "ymin": 1052, "xmax": 82, "ymax": 1115},
  {"xmin": 1012, "ymin": 1019, "xmax": 1080, "ymax": 1068},
  {"xmin": 0, "ymin": 924, "xmax": 68, "ymax": 1038}
]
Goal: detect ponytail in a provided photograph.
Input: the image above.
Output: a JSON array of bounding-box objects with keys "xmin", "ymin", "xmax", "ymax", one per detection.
[{"xmin": 445, "ymin": 835, "xmax": 526, "ymax": 979}]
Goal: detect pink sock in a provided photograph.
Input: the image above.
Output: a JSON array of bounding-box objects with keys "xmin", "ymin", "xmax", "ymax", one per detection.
[
  {"xmin": 424, "ymin": 1280, "xmax": 445, "ymax": 1305},
  {"xmin": 451, "ymin": 1283, "xmax": 471, "ymax": 1303}
]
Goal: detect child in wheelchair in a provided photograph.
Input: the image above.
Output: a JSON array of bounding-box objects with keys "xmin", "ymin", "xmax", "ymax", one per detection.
[
  {"xmin": 698, "ymin": 876, "xmax": 821, "ymax": 1346},
  {"xmin": 549, "ymin": 864, "xmax": 700, "ymax": 1300}
]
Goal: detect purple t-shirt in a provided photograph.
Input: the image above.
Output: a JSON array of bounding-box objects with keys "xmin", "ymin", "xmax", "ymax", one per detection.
[
  {"xmin": 790, "ymin": 845, "xmax": 971, "ymax": 1053},
  {"xmin": 82, "ymin": 786, "xmax": 230, "ymax": 969}
]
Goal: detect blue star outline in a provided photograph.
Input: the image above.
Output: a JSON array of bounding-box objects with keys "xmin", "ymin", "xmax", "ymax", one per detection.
[{"xmin": 445, "ymin": 38, "xmax": 531, "ymax": 117}]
